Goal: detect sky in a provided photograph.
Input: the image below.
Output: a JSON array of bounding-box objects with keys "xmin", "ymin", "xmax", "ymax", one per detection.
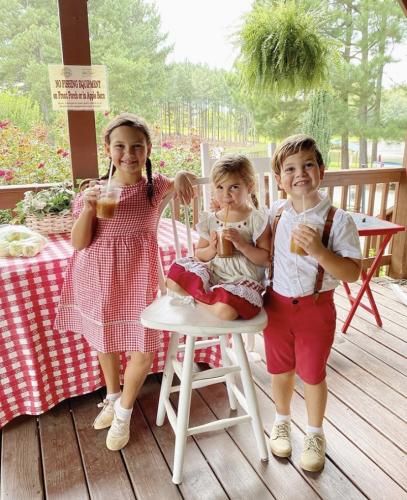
[{"xmin": 150, "ymin": 0, "xmax": 407, "ymax": 88}]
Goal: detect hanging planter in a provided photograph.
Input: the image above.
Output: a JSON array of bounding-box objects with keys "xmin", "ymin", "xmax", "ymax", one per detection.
[{"xmin": 238, "ymin": 0, "xmax": 329, "ymax": 95}]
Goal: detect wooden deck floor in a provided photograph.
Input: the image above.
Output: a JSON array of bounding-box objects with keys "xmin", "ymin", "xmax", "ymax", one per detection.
[{"xmin": 1, "ymin": 279, "xmax": 406, "ymax": 500}]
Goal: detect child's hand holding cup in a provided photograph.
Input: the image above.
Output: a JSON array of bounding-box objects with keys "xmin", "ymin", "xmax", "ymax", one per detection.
[
  {"xmin": 290, "ymin": 221, "xmax": 320, "ymax": 256},
  {"xmin": 216, "ymin": 228, "xmax": 234, "ymax": 257},
  {"xmin": 96, "ymin": 183, "xmax": 122, "ymax": 219}
]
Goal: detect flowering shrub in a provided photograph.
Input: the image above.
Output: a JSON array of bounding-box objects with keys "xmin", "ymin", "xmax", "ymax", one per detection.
[
  {"xmin": 150, "ymin": 140, "xmax": 201, "ymax": 179},
  {"xmin": 0, "ymin": 120, "xmax": 71, "ymax": 185},
  {"xmin": 15, "ymin": 182, "xmax": 75, "ymax": 222}
]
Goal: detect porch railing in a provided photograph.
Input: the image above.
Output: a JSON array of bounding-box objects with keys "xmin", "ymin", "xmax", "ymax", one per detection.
[{"xmin": 1, "ymin": 166, "xmax": 406, "ymax": 278}]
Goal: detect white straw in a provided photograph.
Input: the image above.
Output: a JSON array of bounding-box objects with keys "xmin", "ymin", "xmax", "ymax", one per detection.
[
  {"xmin": 106, "ymin": 160, "xmax": 114, "ymax": 192},
  {"xmin": 302, "ymin": 195, "xmax": 306, "ymax": 224}
]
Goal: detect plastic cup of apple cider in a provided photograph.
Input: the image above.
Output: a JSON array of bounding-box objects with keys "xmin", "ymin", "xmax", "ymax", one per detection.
[
  {"xmin": 96, "ymin": 185, "xmax": 122, "ymax": 219},
  {"xmin": 217, "ymin": 229, "xmax": 234, "ymax": 257},
  {"xmin": 290, "ymin": 221, "xmax": 319, "ymax": 256}
]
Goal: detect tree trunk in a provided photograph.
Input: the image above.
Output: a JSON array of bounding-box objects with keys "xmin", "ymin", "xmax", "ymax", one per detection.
[
  {"xmin": 371, "ymin": 13, "xmax": 387, "ymax": 165},
  {"xmin": 340, "ymin": 0, "xmax": 353, "ymax": 170},
  {"xmin": 341, "ymin": 134, "xmax": 350, "ymax": 169},
  {"xmin": 358, "ymin": 1, "xmax": 369, "ymax": 168}
]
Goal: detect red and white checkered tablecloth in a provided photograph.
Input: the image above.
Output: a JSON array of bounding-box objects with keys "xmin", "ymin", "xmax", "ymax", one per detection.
[{"xmin": 0, "ymin": 219, "xmax": 221, "ymax": 428}]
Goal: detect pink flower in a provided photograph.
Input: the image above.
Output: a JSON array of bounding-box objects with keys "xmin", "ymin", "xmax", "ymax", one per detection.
[
  {"xmin": 103, "ymin": 111, "xmax": 110, "ymax": 117},
  {"xmin": 61, "ymin": 151, "xmax": 69, "ymax": 158},
  {"xmin": 0, "ymin": 120, "xmax": 9, "ymax": 129},
  {"xmin": 159, "ymin": 160, "xmax": 166, "ymax": 168},
  {"xmin": 37, "ymin": 161, "xmax": 45, "ymax": 169},
  {"xmin": 0, "ymin": 170, "xmax": 5, "ymax": 177},
  {"xmin": 15, "ymin": 160, "xmax": 23, "ymax": 166},
  {"xmin": 161, "ymin": 142, "xmax": 173, "ymax": 149},
  {"xmin": 4, "ymin": 170, "xmax": 14, "ymax": 181}
]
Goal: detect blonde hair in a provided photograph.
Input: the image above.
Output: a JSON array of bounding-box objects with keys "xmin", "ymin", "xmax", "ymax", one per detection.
[
  {"xmin": 211, "ymin": 154, "xmax": 259, "ymax": 208},
  {"xmin": 271, "ymin": 134, "xmax": 324, "ymax": 176}
]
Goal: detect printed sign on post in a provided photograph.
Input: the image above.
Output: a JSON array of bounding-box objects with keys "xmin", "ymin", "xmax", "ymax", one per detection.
[{"xmin": 48, "ymin": 65, "xmax": 109, "ymax": 111}]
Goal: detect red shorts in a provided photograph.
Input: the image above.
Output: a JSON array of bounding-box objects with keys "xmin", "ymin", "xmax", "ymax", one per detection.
[
  {"xmin": 167, "ymin": 262, "xmax": 261, "ymax": 320},
  {"xmin": 263, "ymin": 289, "xmax": 336, "ymax": 385}
]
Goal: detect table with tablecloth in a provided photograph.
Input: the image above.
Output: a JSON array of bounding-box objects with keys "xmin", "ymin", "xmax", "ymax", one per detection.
[{"xmin": 0, "ymin": 220, "xmax": 222, "ymax": 428}]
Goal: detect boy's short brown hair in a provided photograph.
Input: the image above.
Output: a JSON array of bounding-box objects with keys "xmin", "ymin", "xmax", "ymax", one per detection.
[{"xmin": 271, "ymin": 134, "xmax": 324, "ymax": 175}]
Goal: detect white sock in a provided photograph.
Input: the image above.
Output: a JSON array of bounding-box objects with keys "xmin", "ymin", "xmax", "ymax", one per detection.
[
  {"xmin": 106, "ymin": 391, "xmax": 121, "ymax": 402},
  {"xmin": 275, "ymin": 412, "xmax": 291, "ymax": 423},
  {"xmin": 307, "ymin": 425, "xmax": 323, "ymax": 435},
  {"xmin": 114, "ymin": 398, "xmax": 133, "ymax": 421}
]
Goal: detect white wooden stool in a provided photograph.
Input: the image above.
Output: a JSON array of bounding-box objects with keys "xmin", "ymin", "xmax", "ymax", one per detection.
[
  {"xmin": 141, "ymin": 297, "xmax": 269, "ymax": 484},
  {"xmin": 141, "ymin": 179, "xmax": 269, "ymax": 484}
]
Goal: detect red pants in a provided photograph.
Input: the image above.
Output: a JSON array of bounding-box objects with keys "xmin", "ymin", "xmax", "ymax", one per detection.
[
  {"xmin": 263, "ymin": 289, "xmax": 336, "ymax": 384},
  {"xmin": 168, "ymin": 262, "xmax": 261, "ymax": 320}
]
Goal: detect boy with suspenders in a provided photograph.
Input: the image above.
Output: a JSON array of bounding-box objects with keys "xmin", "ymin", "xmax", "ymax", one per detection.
[{"xmin": 263, "ymin": 135, "xmax": 362, "ymax": 471}]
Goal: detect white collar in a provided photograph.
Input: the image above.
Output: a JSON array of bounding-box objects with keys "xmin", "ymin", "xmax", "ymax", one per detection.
[{"xmin": 284, "ymin": 193, "xmax": 330, "ymax": 220}]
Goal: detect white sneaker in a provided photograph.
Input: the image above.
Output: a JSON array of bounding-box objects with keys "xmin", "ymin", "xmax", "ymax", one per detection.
[
  {"xmin": 300, "ymin": 433, "xmax": 326, "ymax": 472},
  {"xmin": 106, "ymin": 413, "xmax": 130, "ymax": 451},
  {"xmin": 269, "ymin": 421, "xmax": 292, "ymax": 457},
  {"xmin": 92, "ymin": 399, "xmax": 115, "ymax": 430}
]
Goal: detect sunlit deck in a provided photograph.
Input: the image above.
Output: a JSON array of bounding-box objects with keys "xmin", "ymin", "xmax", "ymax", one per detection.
[{"xmin": 1, "ymin": 278, "xmax": 406, "ymax": 500}]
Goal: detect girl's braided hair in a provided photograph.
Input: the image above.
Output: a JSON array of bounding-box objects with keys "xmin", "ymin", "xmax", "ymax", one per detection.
[{"xmin": 79, "ymin": 113, "xmax": 154, "ymax": 202}]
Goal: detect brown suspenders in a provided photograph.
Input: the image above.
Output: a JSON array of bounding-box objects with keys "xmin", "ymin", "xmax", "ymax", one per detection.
[{"xmin": 268, "ymin": 205, "xmax": 337, "ymax": 300}]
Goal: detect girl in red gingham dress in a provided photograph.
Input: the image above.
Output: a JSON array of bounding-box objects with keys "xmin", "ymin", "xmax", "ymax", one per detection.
[{"xmin": 55, "ymin": 113, "xmax": 195, "ymax": 451}]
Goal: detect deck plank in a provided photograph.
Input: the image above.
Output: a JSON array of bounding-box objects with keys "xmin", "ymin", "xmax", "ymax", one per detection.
[
  {"xmin": 255, "ymin": 337, "xmax": 407, "ymax": 484},
  {"xmin": 39, "ymin": 400, "xmax": 89, "ymax": 499},
  {"xmin": 250, "ymin": 359, "xmax": 407, "ymax": 499},
  {"xmin": 121, "ymin": 394, "xmax": 181, "ymax": 499},
  {"xmin": 328, "ymin": 348, "xmax": 407, "ymax": 422},
  {"xmin": 335, "ymin": 290, "xmax": 407, "ymax": 349},
  {"xmin": 171, "ymin": 389, "xmax": 274, "ymax": 499},
  {"xmin": 198, "ymin": 381, "xmax": 361, "ymax": 500},
  {"xmin": 325, "ymin": 364, "xmax": 407, "ymax": 450},
  {"xmin": 138, "ymin": 377, "xmax": 229, "ymax": 500},
  {"xmin": 1, "ymin": 416, "xmax": 43, "ymax": 500},
  {"xmin": 334, "ymin": 314, "xmax": 407, "ymax": 373},
  {"xmin": 330, "ymin": 336, "xmax": 407, "ymax": 394},
  {"xmin": 70, "ymin": 392, "xmax": 135, "ymax": 500}
]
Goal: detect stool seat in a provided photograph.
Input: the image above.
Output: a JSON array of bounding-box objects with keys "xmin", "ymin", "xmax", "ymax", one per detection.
[
  {"xmin": 141, "ymin": 294, "xmax": 268, "ymax": 335},
  {"xmin": 141, "ymin": 298, "xmax": 269, "ymax": 484}
]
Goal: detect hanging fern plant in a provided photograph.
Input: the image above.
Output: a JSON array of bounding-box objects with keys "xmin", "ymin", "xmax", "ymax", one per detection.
[{"xmin": 238, "ymin": 0, "xmax": 329, "ymax": 95}]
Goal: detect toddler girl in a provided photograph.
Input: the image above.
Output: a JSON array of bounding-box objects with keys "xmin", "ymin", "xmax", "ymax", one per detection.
[
  {"xmin": 167, "ymin": 154, "xmax": 270, "ymax": 320},
  {"xmin": 55, "ymin": 112, "xmax": 195, "ymax": 451}
]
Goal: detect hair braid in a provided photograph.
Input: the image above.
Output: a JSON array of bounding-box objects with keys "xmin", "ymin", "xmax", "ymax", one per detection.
[
  {"xmin": 146, "ymin": 157, "xmax": 154, "ymax": 203},
  {"xmin": 251, "ymin": 193, "xmax": 259, "ymax": 209}
]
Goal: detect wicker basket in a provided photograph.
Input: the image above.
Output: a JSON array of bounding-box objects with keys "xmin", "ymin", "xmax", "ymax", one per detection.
[{"xmin": 25, "ymin": 212, "xmax": 73, "ymax": 236}]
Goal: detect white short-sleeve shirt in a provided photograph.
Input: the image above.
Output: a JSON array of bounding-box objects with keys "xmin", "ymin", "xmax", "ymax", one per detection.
[{"xmin": 269, "ymin": 195, "xmax": 362, "ymax": 297}]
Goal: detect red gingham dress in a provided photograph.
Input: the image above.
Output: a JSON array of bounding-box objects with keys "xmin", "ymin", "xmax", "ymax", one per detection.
[{"xmin": 54, "ymin": 173, "xmax": 172, "ymax": 353}]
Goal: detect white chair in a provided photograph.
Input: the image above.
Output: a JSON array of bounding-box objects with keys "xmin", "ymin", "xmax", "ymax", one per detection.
[
  {"xmin": 200, "ymin": 143, "xmax": 277, "ymax": 355},
  {"xmin": 141, "ymin": 179, "xmax": 269, "ymax": 484},
  {"xmin": 200, "ymin": 142, "xmax": 278, "ymax": 212}
]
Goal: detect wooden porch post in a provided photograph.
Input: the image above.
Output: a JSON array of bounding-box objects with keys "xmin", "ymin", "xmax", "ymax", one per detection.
[
  {"xmin": 389, "ymin": 133, "xmax": 407, "ymax": 278},
  {"xmin": 58, "ymin": 0, "xmax": 99, "ymax": 183}
]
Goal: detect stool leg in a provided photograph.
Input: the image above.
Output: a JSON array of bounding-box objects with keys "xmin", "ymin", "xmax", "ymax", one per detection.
[
  {"xmin": 233, "ymin": 333, "xmax": 269, "ymax": 461},
  {"xmin": 156, "ymin": 332, "xmax": 180, "ymax": 426},
  {"xmin": 219, "ymin": 335, "xmax": 237, "ymax": 410},
  {"xmin": 172, "ymin": 335, "xmax": 195, "ymax": 484}
]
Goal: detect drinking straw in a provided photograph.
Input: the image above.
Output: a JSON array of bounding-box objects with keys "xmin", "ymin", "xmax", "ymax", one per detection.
[
  {"xmin": 106, "ymin": 159, "xmax": 114, "ymax": 192},
  {"xmin": 302, "ymin": 195, "xmax": 306, "ymax": 224},
  {"xmin": 224, "ymin": 204, "xmax": 230, "ymax": 228}
]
